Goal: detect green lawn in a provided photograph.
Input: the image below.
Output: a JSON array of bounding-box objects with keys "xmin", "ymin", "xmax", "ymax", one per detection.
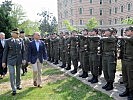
[{"xmin": 0, "ymin": 64, "xmax": 113, "ymax": 100}]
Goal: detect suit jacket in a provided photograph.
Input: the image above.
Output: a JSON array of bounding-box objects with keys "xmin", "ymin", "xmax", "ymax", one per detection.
[
  {"xmin": 0, "ymin": 40, "xmax": 4, "ymax": 59},
  {"xmin": 2, "ymin": 38, "xmax": 25, "ymax": 66},
  {"xmin": 28, "ymin": 40, "xmax": 47, "ymax": 64}
]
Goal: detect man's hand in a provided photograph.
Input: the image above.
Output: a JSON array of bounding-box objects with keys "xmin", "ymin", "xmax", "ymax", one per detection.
[
  {"xmin": 22, "ymin": 60, "xmax": 26, "ymax": 65},
  {"xmin": 2, "ymin": 63, "xmax": 6, "ymax": 68},
  {"xmin": 28, "ymin": 62, "xmax": 31, "ymax": 65}
]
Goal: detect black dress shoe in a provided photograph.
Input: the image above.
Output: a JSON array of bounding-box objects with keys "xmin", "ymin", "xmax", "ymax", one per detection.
[
  {"xmin": 33, "ymin": 81, "xmax": 37, "ymax": 86},
  {"xmin": 12, "ymin": 91, "xmax": 16, "ymax": 96},
  {"xmin": 38, "ymin": 85, "xmax": 42, "ymax": 88},
  {"xmin": 71, "ymin": 70, "xmax": 77, "ymax": 74},
  {"xmin": 119, "ymin": 89, "xmax": 129, "ymax": 97},
  {"xmin": 17, "ymin": 87, "xmax": 22, "ymax": 90}
]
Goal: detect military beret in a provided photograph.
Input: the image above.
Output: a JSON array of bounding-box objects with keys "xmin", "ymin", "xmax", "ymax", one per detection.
[{"xmin": 12, "ymin": 28, "xmax": 19, "ymax": 34}]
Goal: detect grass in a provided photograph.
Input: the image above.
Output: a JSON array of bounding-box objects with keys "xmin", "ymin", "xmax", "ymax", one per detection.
[{"xmin": 0, "ymin": 64, "xmax": 113, "ymax": 100}]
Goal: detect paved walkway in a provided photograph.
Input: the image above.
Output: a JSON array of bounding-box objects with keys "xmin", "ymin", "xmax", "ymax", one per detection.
[{"xmin": 47, "ymin": 61, "xmax": 127, "ymax": 100}]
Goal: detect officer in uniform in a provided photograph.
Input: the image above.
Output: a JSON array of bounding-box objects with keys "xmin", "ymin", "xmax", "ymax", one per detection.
[
  {"xmin": 119, "ymin": 26, "xmax": 133, "ymax": 100},
  {"xmin": 101, "ymin": 28, "xmax": 117, "ymax": 91}
]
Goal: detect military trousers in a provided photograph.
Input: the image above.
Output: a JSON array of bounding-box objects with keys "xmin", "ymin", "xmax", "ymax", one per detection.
[
  {"xmin": 83, "ymin": 51, "xmax": 90, "ymax": 72},
  {"xmin": 102, "ymin": 54, "xmax": 116, "ymax": 82},
  {"xmin": 122, "ymin": 59, "xmax": 133, "ymax": 91},
  {"xmin": 89, "ymin": 53, "xmax": 99, "ymax": 76}
]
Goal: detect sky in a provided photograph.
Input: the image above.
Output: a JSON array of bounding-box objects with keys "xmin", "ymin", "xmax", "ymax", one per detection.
[{"xmin": 0, "ymin": 0, "xmax": 57, "ymax": 21}]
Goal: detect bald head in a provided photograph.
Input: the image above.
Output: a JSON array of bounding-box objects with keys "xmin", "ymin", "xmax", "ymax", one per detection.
[
  {"xmin": 33, "ymin": 32, "xmax": 41, "ymax": 40},
  {"xmin": 0, "ymin": 32, "xmax": 5, "ymax": 39}
]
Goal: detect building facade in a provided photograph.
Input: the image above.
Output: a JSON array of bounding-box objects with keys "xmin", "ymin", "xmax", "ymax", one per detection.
[{"xmin": 58, "ymin": 0, "xmax": 133, "ymax": 35}]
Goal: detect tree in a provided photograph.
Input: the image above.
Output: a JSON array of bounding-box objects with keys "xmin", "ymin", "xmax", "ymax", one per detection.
[
  {"xmin": 0, "ymin": 0, "xmax": 14, "ymax": 38},
  {"xmin": 10, "ymin": 3, "xmax": 27, "ymax": 27},
  {"xmin": 19, "ymin": 20, "xmax": 40, "ymax": 35},
  {"xmin": 85, "ymin": 17, "xmax": 98, "ymax": 30},
  {"xmin": 38, "ymin": 10, "xmax": 57, "ymax": 34},
  {"xmin": 122, "ymin": 18, "xmax": 133, "ymax": 25},
  {"xmin": 63, "ymin": 20, "xmax": 76, "ymax": 31},
  {"xmin": 50, "ymin": 16, "xmax": 58, "ymax": 33}
]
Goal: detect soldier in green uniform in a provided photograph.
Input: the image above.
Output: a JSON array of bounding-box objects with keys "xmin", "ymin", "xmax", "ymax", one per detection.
[
  {"xmin": 101, "ymin": 28, "xmax": 117, "ymax": 91},
  {"xmin": 52, "ymin": 33, "xmax": 59, "ymax": 65},
  {"xmin": 45, "ymin": 34, "xmax": 51, "ymax": 61},
  {"xmin": 19, "ymin": 30, "xmax": 30, "ymax": 76},
  {"xmin": 78, "ymin": 29, "xmax": 89, "ymax": 78},
  {"xmin": 65, "ymin": 32, "xmax": 71, "ymax": 70},
  {"xmin": 69, "ymin": 30, "xmax": 79, "ymax": 74},
  {"xmin": 50, "ymin": 34, "xmax": 54, "ymax": 63},
  {"xmin": 119, "ymin": 27, "xmax": 133, "ymax": 100},
  {"xmin": 59, "ymin": 32, "xmax": 66, "ymax": 68},
  {"xmin": 88, "ymin": 29, "xmax": 100, "ymax": 83}
]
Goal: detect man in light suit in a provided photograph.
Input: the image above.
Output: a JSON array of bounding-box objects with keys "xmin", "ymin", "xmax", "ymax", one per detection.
[
  {"xmin": 28, "ymin": 32, "xmax": 47, "ymax": 88},
  {"xmin": 0, "ymin": 32, "xmax": 7, "ymax": 79},
  {"xmin": 2, "ymin": 28, "xmax": 26, "ymax": 95}
]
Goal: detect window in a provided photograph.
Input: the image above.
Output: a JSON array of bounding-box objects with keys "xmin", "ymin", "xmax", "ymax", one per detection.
[
  {"xmin": 109, "ymin": 20, "xmax": 111, "ymax": 25},
  {"xmin": 90, "ymin": 8, "xmax": 93, "ymax": 15},
  {"xmin": 90, "ymin": 0, "xmax": 92, "ymax": 3},
  {"xmin": 121, "ymin": 18, "xmax": 123, "ymax": 23},
  {"xmin": 109, "ymin": 0, "xmax": 111, "ymax": 4},
  {"xmin": 71, "ymin": 0, "xmax": 73, "ymax": 4},
  {"xmin": 109, "ymin": 8, "xmax": 111, "ymax": 15},
  {"xmin": 80, "ymin": 20, "xmax": 83, "ymax": 25},
  {"xmin": 100, "ymin": 20, "xmax": 103, "ymax": 25},
  {"xmin": 70, "ymin": 8, "xmax": 73, "ymax": 15},
  {"xmin": 127, "ymin": 3, "xmax": 131, "ymax": 11},
  {"xmin": 100, "ymin": 9, "xmax": 102, "ymax": 15},
  {"xmin": 79, "ymin": 8, "xmax": 83, "ymax": 14},
  {"xmin": 115, "ymin": 7, "xmax": 117, "ymax": 14},
  {"xmin": 114, "ymin": 19, "xmax": 117, "ymax": 24},
  {"xmin": 121, "ymin": 6, "xmax": 124, "ymax": 12},
  {"xmin": 100, "ymin": 0, "xmax": 102, "ymax": 4},
  {"xmin": 71, "ymin": 19, "xmax": 74, "ymax": 25}
]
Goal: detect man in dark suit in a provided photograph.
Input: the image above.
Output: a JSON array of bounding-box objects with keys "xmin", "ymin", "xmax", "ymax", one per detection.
[
  {"xmin": 28, "ymin": 32, "xmax": 47, "ymax": 88},
  {"xmin": 0, "ymin": 32, "xmax": 7, "ymax": 79},
  {"xmin": 2, "ymin": 28, "xmax": 26, "ymax": 95}
]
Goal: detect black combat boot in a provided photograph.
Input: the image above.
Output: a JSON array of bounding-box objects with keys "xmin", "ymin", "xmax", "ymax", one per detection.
[
  {"xmin": 60, "ymin": 63, "xmax": 66, "ymax": 68},
  {"xmin": 119, "ymin": 88, "xmax": 129, "ymax": 97},
  {"xmin": 71, "ymin": 69, "xmax": 77, "ymax": 74},
  {"xmin": 82, "ymin": 72, "xmax": 88, "ymax": 78},
  {"xmin": 105, "ymin": 82, "xmax": 113, "ymax": 91},
  {"xmin": 50, "ymin": 58, "xmax": 54, "ymax": 63},
  {"xmin": 91, "ymin": 76, "xmax": 98, "ymax": 84},
  {"xmin": 102, "ymin": 82, "xmax": 110, "ymax": 89},
  {"xmin": 79, "ymin": 71, "xmax": 85, "ymax": 77},
  {"xmin": 53, "ymin": 60, "xmax": 59, "ymax": 65},
  {"xmin": 128, "ymin": 90, "xmax": 133, "ymax": 100},
  {"xmin": 88, "ymin": 75, "xmax": 94, "ymax": 82},
  {"xmin": 65, "ymin": 64, "xmax": 71, "ymax": 70}
]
